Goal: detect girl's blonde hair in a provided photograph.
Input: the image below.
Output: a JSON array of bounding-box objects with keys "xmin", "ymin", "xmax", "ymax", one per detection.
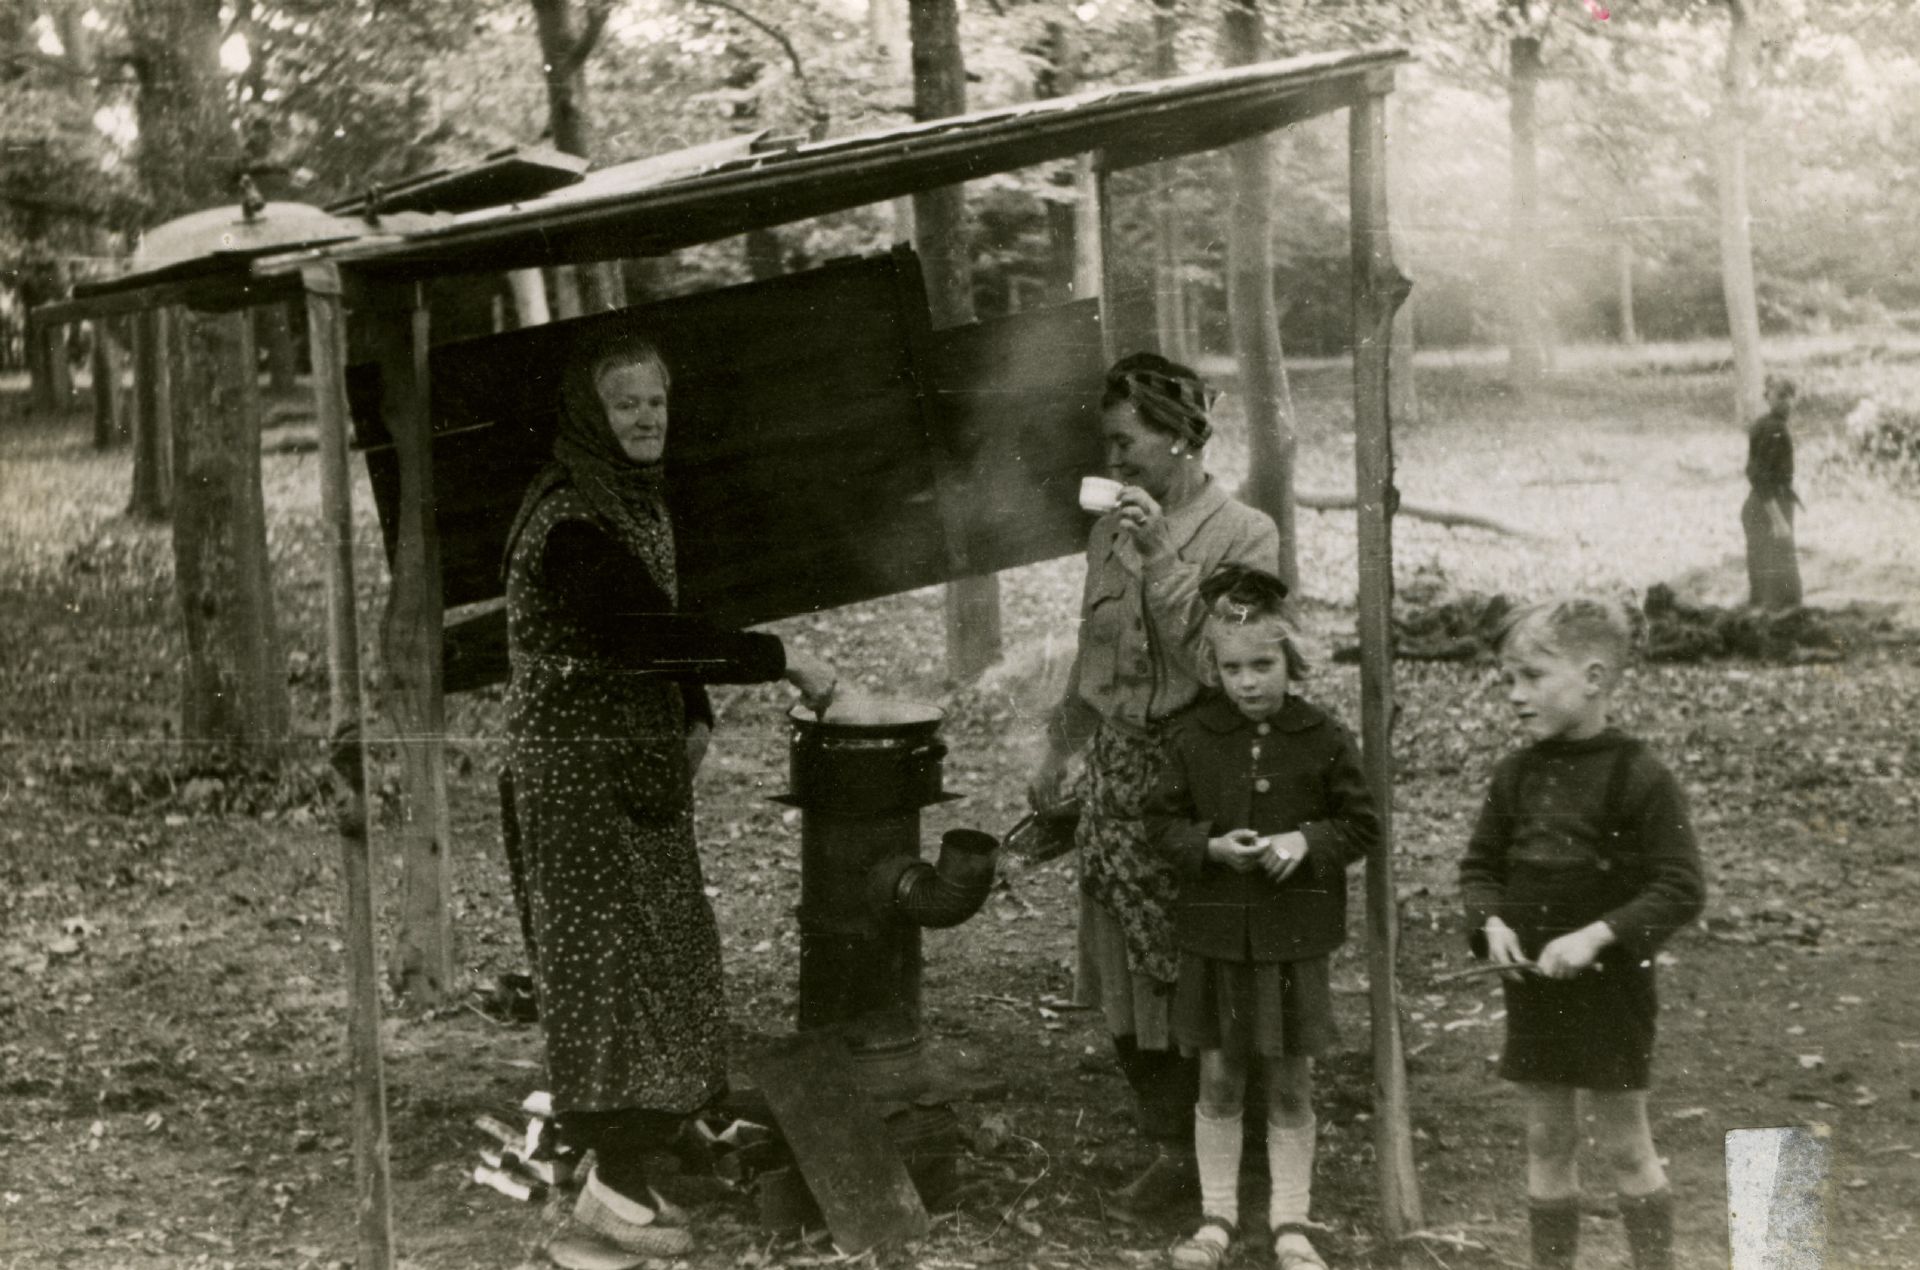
[{"xmin": 1199, "ymin": 564, "xmax": 1310, "ymax": 683}]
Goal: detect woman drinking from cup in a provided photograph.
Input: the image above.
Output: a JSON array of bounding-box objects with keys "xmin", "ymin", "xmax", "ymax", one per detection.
[
  {"xmin": 1031, "ymin": 352, "xmax": 1282, "ymax": 1212},
  {"xmin": 502, "ymin": 323, "xmax": 836, "ymax": 1263}
]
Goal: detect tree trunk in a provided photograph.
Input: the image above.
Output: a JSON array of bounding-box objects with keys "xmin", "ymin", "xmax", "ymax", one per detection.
[
  {"xmin": 170, "ymin": 307, "xmax": 289, "ymax": 756},
  {"xmin": 1716, "ymin": 0, "xmax": 1765, "ymax": 423},
  {"xmin": 1390, "ymin": 295, "xmax": 1420, "ymax": 428},
  {"xmin": 1150, "ymin": 0, "xmax": 1190, "ymax": 362},
  {"xmin": 1506, "ymin": 33, "xmax": 1548, "ymax": 393},
  {"xmin": 130, "ymin": 306, "xmax": 174, "ymax": 519},
  {"xmin": 261, "ymin": 303, "xmax": 298, "ymax": 392},
  {"xmin": 530, "ymin": 0, "xmax": 624, "ymax": 313},
  {"xmin": 91, "ymin": 319, "xmax": 130, "ymax": 448},
  {"xmin": 509, "ymin": 269, "xmax": 552, "ymax": 327},
  {"xmin": 129, "ymin": 0, "xmax": 237, "ymax": 221},
  {"xmin": 1039, "ymin": 22, "xmax": 1083, "ymax": 306},
  {"xmin": 910, "ymin": 0, "xmax": 1002, "ymax": 681},
  {"xmin": 1220, "ymin": 0, "xmax": 1298, "ymax": 591},
  {"xmin": 1617, "ymin": 240, "xmax": 1639, "ymax": 345},
  {"xmin": 869, "ymin": 0, "xmax": 916, "ymax": 240},
  {"xmin": 549, "ymin": 266, "xmax": 584, "ymax": 319},
  {"xmin": 745, "ymin": 227, "xmax": 784, "ymax": 281}
]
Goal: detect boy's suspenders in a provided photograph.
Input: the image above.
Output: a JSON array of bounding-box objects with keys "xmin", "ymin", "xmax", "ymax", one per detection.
[
  {"xmin": 1512, "ymin": 739, "xmax": 1643, "ymax": 873},
  {"xmin": 1596, "ymin": 739, "xmax": 1644, "ymax": 875}
]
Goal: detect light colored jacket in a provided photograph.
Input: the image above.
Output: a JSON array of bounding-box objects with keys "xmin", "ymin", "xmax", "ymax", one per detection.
[{"xmin": 1051, "ymin": 476, "xmax": 1280, "ymax": 747}]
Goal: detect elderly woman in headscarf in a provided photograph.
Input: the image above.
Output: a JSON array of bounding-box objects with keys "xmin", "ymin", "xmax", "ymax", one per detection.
[
  {"xmin": 1030, "ymin": 352, "xmax": 1282, "ymax": 1213},
  {"xmin": 501, "ymin": 324, "xmax": 836, "ymax": 1261}
]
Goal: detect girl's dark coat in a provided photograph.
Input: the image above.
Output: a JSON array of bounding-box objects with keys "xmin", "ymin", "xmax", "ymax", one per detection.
[{"xmin": 1144, "ymin": 693, "xmax": 1379, "ymax": 963}]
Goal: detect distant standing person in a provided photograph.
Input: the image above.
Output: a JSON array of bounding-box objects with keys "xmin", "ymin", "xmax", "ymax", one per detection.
[
  {"xmin": 1030, "ymin": 353, "xmax": 1281, "ymax": 1212},
  {"xmin": 1742, "ymin": 374, "xmax": 1803, "ymax": 610},
  {"xmin": 1459, "ymin": 598, "xmax": 1706, "ymax": 1270},
  {"xmin": 502, "ymin": 324, "xmax": 836, "ymax": 1262}
]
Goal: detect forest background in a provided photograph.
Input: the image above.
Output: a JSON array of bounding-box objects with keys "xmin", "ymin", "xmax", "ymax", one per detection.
[{"xmin": 4, "ymin": 0, "xmax": 1919, "ymax": 369}]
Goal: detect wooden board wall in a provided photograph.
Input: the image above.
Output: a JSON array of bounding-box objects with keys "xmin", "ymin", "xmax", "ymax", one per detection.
[{"xmin": 347, "ymin": 249, "xmax": 1105, "ymax": 692}]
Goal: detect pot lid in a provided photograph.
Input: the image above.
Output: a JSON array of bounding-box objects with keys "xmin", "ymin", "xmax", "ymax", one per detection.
[
  {"xmin": 133, "ymin": 200, "xmax": 363, "ymax": 269},
  {"xmin": 790, "ymin": 696, "xmax": 943, "ymax": 728}
]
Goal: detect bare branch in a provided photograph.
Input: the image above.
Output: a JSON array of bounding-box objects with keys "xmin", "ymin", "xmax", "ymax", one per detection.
[
  {"xmin": 565, "ymin": 2, "xmax": 611, "ymax": 76},
  {"xmin": 688, "ymin": 0, "xmax": 807, "ymax": 89}
]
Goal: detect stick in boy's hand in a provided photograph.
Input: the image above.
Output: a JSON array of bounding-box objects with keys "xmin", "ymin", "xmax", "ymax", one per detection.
[{"xmin": 1431, "ymin": 960, "xmax": 1539, "ymax": 985}]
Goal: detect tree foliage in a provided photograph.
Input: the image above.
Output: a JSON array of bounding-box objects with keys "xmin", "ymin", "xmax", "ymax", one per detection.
[{"xmin": 3, "ymin": 0, "xmax": 1914, "ymax": 349}]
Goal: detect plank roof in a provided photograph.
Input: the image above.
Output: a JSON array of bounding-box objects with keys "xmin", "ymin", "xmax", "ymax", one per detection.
[{"xmin": 264, "ymin": 47, "xmax": 1405, "ymax": 283}]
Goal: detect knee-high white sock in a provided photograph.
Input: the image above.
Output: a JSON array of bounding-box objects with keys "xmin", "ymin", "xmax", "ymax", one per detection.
[
  {"xmin": 1267, "ymin": 1114, "xmax": 1316, "ymax": 1228},
  {"xmin": 1194, "ymin": 1107, "xmax": 1244, "ymax": 1227}
]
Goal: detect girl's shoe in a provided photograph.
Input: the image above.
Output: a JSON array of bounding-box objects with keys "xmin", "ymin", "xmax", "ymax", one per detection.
[
  {"xmin": 1169, "ymin": 1216, "xmax": 1236, "ymax": 1270},
  {"xmin": 1272, "ymin": 1225, "xmax": 1329, "ymax": 1270}
]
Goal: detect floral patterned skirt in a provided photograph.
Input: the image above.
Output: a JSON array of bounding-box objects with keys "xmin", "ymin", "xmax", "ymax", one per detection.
[{"xmin": 1074, "ymin": 719, "xmax": 1180, "ymax": 997}]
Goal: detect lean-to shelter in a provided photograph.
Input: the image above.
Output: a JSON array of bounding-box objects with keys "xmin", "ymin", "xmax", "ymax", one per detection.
[{"xmin": 49, "ymin": 45, "xmax": 1420, "ymax": 1266}]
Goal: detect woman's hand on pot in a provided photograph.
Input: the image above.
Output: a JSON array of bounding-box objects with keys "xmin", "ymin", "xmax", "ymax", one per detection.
[
  {"xmin": 1114, "ymin": 487, "xmax": 1175, "ymax": 562},
  {"xmin": 784, "ymin": 650, "xmax": 838, "ymax": 715},
  {"xmin": 685, "ymin": 720, "xmax": 712, "ymax": 778}
]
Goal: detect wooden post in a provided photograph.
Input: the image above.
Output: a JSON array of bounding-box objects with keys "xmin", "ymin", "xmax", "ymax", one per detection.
[
  {"xmin": 302, "ymin": 263, "xmax": 398, "ymax": 1270},
  {"xmin": 130, "ymin": 307, "xmax": 174, "ymax": 520},
  {"xmin": 1349, "ymin": 83, "xmax": 1423, "ymax": 1241},
  {"xmin": 369, "ymin": 284, "xmax": 455, "ymax": 1007}
]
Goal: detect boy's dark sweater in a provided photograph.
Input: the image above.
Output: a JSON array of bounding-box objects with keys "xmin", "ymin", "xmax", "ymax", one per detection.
[{"xmin": 1459, "ymin": 729, "xmax": 1705, "ymax": 964}]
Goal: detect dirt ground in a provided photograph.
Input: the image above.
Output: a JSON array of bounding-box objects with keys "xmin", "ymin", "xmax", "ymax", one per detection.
[{"xmin": 2, "ymin": 342, "xmax": 1918, "ymax": 1270}]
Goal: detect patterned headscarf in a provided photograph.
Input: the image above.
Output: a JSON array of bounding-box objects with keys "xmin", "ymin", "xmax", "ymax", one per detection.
[
  {"xmin": 1100, "ymin": 351, "xmax": 1216, "ymax": 449},
  {"xmin": 505, "ymin": 326, "xmax": 677, "ymax": 595}
]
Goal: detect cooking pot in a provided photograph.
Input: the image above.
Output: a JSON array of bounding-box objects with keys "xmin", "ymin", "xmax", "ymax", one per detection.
[{"xmin": 784, "ymin": 698, "xmax": 956, "ymax": 814}]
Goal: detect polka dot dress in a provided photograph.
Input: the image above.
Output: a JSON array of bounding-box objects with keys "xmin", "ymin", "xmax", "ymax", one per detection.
[{"xmin": 504, "ymin": 483, "xmax": 726, "ymax": 1115}]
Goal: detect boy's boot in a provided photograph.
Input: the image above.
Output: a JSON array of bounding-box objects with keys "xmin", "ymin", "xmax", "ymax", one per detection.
[
  {"xmin": 1110, "ymin": 1035, "xmax": 1198, "ymax": 1213},
  {"xmin": 1619, "ymin": 1190, "xmax": 1675, "ymax": 1270},
  {"xmin": 1528, "ymin": 1197, "xmax": 1580, "ymax": 1270}
]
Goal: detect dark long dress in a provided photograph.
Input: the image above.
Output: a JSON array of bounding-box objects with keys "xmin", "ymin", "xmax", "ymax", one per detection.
[
  {"xmin": 1743, "ymin": 405, "xmax": 1803, "ymax": 610},
  {"xmin": 505, "ymin": 482, "xmax": 784, "ymax": 1114}
]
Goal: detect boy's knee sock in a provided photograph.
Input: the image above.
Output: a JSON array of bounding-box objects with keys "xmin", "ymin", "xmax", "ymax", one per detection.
[
  {"xmin": 1528, "ymin": 1197, "xmax": 1580, "ymax": 1270},
  {"xmin": 1266, "ymin": 1114, "xmax": 1316, "ymax": 1228},
  {"xmin": 1193, "ymin": 1106, "xmax": 1244, "ymax": 1228},
  {"xmin": 1619, "ymin": 1190, "xmax": 1674, "ymax": 1270}
]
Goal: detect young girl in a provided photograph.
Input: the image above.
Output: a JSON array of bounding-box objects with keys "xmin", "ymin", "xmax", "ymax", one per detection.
[
  {"xmin": 1145, "ymin": 565, "xmax": 1378, "ymax": 1270},
  {"xmin": 1460, "ymin": 598, "xmax": 1705, "ymax": 1270}
]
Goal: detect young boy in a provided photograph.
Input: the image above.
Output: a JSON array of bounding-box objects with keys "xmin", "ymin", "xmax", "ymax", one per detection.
[{"xmin": 1460, "ymin": 597, "xmax": 1706, "ymax": 1270}]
